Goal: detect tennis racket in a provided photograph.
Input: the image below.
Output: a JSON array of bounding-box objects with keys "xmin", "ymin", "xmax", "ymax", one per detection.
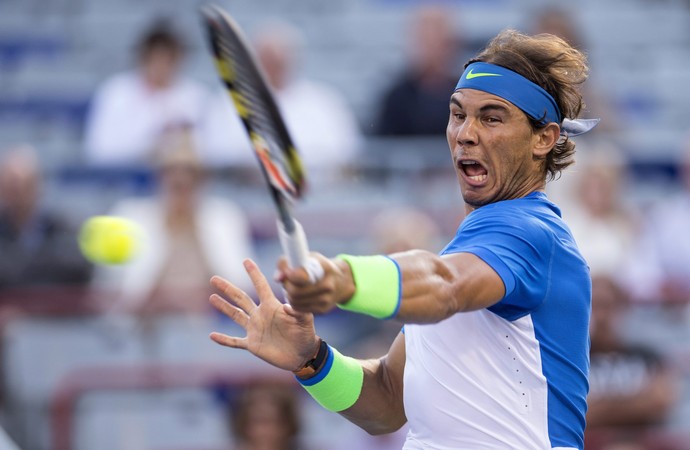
[{"xmin": 200, "ymin": 4, "xmax": 323, "ymax": 281}]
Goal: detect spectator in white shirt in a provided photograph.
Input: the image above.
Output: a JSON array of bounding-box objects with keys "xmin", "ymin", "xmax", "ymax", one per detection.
[
  {"xmin": 91, "ymin": 126, "xmax": 255, "ymax": 316},
  {"xmin": 628, "ymin": 138, "xmax": 690, "ymax": 305},
  {"xmin": 83, "ymin": 19, "xmax": 209, "ymax": 166},
  {"xmin": 198, "ymin": 19, "xmax": 362, "ymax": 186},
  {"xmin": 562, "ymin": 145, "xmax": 640, "ymax": 284}
]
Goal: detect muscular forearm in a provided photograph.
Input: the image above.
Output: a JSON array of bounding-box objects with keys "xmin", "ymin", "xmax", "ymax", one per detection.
[
  {"xmin": 297, "ymin": 333, "xmax": 407, "ymax": 435},
  {"xmin": 344, "ymin": 249, "xmax": 505, "ymax": 324},
  {"xmin": 390, "ymin": 250, "xmax": 463, "ymax": 323},
  {"xmin": 339, "ymin": 355, "xmax": 407, "ymax": 435}
]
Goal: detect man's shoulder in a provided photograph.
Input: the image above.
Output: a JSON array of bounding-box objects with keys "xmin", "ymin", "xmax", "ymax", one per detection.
[
  {"xmin": 454, "ymin": 196, "xmax": 565, "ymax": 257},
  {"xmin": 466, "ymin": 195, "xmax": 559, "ymax": 230}
]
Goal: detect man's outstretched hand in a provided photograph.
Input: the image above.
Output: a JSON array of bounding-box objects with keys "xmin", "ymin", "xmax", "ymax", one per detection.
[{"xmin": 209, "ymin": 259, "xmax": 319, "ymax": 372}]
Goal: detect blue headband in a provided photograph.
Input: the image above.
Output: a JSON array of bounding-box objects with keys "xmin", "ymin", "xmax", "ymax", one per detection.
[{"xmin": 455, "ymin": 62, "xmax": 599, "ymax": 136}]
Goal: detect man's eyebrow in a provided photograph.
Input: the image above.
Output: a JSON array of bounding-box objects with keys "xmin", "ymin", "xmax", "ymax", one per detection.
[
  {"xmin": 479, "ymin": 103, "xmax": 509, "ymax": 114},
  {"xmin": 449, "ymin": 98, "xmax": 510, "ymax": 114}
]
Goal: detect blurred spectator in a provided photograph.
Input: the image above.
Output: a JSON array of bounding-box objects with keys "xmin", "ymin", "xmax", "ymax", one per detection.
[
  {"xmin": 628, "ymin": 138, "xmax": 690, "ymax": 305},
  {"xmin": 83, "ymin": 19, "xmax": 209, "ymax": 166},
  {"xmin": 372, "ymin": 5, "xmax": 464, "ymax": 136},
  {"xmin": 530, "ymin": 6, "xmax": 585, "ymax": 50},
  {"xmin": 0, "ymin": 145, "xmax": 91, "ymax": 288},
  {"xmin": 528, "ymin": 7, "xmax": 617, "ymax": 130},
  {"xmin": 91, "ymin": 127, "xmax": 254, "ymax": 315},
  {"xmin": 369, "ymin": 206, "xmax": 442, "ymax": 254},
  {"xmin": 229, "ymin": 382, "xmax": 304, "ymax": 450},
  {"xmin": 561, "ymin": 146, "xmax": 640, "ymax": 285},
  {"xmin": 586, "ymin": 275, "xmax": 678, "ymax": 449},
  {"xmin": 198, "ymin": 19, "xmax": 362, "ymax": 185}
]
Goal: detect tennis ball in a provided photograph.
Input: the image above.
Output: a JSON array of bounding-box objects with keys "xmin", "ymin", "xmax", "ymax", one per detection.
[{"xmin": 78, "ymin": 216, "xmax": 142, "ymax": 265}]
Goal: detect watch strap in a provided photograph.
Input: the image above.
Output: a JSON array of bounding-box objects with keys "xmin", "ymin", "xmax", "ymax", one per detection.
[{"xmin": 293, "ymin": 338, "xmax": 329, "ymax": 379}]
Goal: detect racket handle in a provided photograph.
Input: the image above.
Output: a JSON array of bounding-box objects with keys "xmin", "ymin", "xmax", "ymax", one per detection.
[{"xmin": 277, "ymin": 219, "xmax": 324, "ymax": 282}]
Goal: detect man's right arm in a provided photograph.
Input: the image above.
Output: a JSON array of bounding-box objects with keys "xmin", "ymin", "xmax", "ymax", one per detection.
[{"xmin": 209, "ymin": 260, "xmax": 408, "ymax": 435}]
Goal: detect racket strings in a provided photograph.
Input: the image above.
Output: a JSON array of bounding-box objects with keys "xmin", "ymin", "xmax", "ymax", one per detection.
[{"xmin": 215, "ymin": 34, "xmax": 299, "ymax": 198}]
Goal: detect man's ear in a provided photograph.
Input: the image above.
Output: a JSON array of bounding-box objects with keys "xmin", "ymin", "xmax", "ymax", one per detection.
[{"xmin": 533, "ymin": 122, "xmax": 561, "ymax": 157}]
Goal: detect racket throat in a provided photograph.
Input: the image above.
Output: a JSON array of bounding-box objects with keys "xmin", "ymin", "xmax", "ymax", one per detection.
[{"xmin": 277, "ymin": 217, "xmax": 312, "ymax": 272}]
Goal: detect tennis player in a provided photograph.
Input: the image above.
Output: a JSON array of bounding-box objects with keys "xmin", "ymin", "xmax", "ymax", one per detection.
[{"xmin": 209, "ymin": 29, "xmax": 598, "ymax": 449}]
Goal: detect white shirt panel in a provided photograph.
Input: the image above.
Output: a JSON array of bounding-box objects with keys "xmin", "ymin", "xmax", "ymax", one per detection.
[{"xmin": 403, "ymin": 309, "xmax": 551, "ymax": 449}]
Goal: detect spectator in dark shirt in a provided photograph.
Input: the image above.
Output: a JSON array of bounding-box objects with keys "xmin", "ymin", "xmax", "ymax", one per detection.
[
  {"xmin": 586, "ymin": 275, "xmax": 678, "ymax": 449},
  {"xmin": 372, "ymin": 5, "xmax": 464, "ymax": 136},
  {"xmin": 0, "ymin": 145, "xmax": 91, "ymax": 289}
]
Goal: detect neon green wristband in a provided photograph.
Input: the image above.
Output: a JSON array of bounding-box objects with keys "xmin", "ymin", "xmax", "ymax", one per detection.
[
  {"xmin": 297, "ymin": 345, "xmax": 363, "ymax": 412},
  {"xmin": 337, "ymin": 254, "xmax": 401, "ymax": 319}
]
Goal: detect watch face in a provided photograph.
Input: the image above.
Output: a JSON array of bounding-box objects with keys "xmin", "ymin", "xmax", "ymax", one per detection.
[
  {"xmin": 294, "ymin": 365, "xmax": 316, "ymax": 379},
  {"xmin": 294, "ymin": 339, "xmax": 327, "ymax": 379}
]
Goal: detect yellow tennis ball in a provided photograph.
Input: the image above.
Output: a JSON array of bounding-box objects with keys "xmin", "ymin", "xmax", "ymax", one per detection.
[{"xmin": 78, "ymin": 216, "xmax": 142, "ymax": 265}]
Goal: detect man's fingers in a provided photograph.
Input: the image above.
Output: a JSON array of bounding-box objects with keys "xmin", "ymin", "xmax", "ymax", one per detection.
[
  {"xmin": 210, "ymin": 275, "xmax": 257, "ymax": 314},
  {"xmin": 209, "ymin": 332, "xmax": 247, "ymax": 349},
  {"xmin": 283, "ymin": 280, "xmax": 334, "ymax": 303},
  {"xmin": 283, "ymin": 266, "xmax": 313, "ymax": 287},
  {"xmin": 243, "ymin": 259, "xmax": 279, "ymax": 305},
  {"xmin": 209, "ymin": 294, "xmax": 249, "ymax": 328},
  {"xmin": 275, "ymin": 257, "xmax": 290, "ymax": 282},
  {"xmin": 280, "ymin": 253, "xmax": 327, "ymax": 286}
]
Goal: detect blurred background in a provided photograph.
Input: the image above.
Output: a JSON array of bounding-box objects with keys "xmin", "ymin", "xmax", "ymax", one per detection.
[{"xmin": 1, "ymin": 0, "xmax": 689, "ymax": 448}]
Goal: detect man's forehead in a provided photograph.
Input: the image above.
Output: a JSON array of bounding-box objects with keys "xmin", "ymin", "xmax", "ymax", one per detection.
[{"xmin": 450, "ymin": 89, "xmax": 517, "ymax": 111}]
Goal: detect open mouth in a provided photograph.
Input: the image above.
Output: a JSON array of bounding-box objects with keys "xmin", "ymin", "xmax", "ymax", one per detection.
[{"xmin": 459, "ymin": 160, "xmax": 488, "ymax": 183}]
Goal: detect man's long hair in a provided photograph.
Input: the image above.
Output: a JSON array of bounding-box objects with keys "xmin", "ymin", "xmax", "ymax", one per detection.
[{"xmin": 468, "ymin": 30, "xmax": 589, "ymax": 181}]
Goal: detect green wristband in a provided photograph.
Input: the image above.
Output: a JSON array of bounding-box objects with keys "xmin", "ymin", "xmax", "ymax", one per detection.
[
  {"xmin": 297, "ymin": 346, "xmax": 363, "ymax": 412},
  {"xmin": 337, "ymin": 254, "xmax": 401, "ymax": 319}
]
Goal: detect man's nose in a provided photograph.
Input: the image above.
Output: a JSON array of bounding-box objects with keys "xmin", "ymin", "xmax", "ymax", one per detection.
[{"xmin": 455, "ymin": 117, "xmax": 478, "ymax": 146}]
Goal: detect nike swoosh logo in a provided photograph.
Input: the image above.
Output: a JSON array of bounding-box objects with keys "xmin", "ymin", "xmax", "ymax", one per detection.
[{"xmin": 465, "ymin": 69, "xmax": 502, "ymax": 79}]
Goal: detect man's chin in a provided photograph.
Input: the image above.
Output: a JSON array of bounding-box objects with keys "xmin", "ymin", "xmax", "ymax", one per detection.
[{"xmin": 461, "ymin": 193, "xmax": 491, "ymax": 209}]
